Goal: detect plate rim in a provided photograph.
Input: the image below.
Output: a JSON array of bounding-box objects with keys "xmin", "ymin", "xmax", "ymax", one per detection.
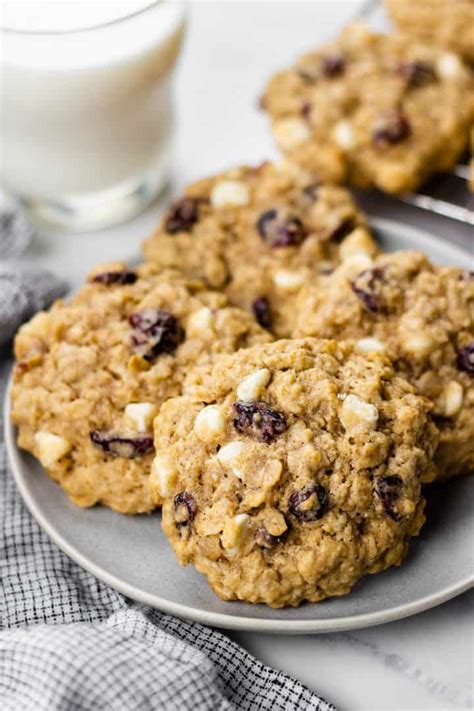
[{"xmin": 4, "ymin": 216, "xmax": 474, "ymax": 634}]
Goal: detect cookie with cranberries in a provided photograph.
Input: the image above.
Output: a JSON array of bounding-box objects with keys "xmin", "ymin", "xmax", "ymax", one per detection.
[
  {"xmin": 142, "ymin": 160, "xmax": 376, "ymax": 337},
  {"xmin": 294, "ymin": 251, "xmax": 474, "ymax": 479},
  {"xmin": 11, "ymin": 262, "xmax": 271, "ymax": 514},
  {"xmin": 152, "ymin": 338, "xmax": 437, "ymax": 607},
  {"xmin": 262, "ymin": 24, "xmax": 473, "ymax": 193}
]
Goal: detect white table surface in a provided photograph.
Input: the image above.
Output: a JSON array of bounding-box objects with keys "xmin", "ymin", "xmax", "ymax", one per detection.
[{"xmin": 9, "ymin": 2, "xmax": 473, "ymax": 709}]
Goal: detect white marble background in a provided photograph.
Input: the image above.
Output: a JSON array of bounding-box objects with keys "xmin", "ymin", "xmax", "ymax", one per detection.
[{"xmin": 10, "ymin": 2, "xmax": 473, "ymax": 709}]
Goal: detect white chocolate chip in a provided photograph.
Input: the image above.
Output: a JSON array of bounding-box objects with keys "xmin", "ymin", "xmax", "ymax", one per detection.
[
  {"xmin": 34, "ymin": 431, "xmax": 71, "ymax": 468},
  {"xmin": 340, "ymin": 394, "xmax": 378, "ymax": 431},
  {"xmin": 272, "ymin": 269, "xmax": 305, "ymax": 291},
  {"xmin": 236, "ymin": 368, "xmax": 271, "ymax": 401},
  {"xmin": 216, "ymin": 441, "xmax": 246, "ymax": 464},
  {"xmin": 403, "ymin": 333, "xmax": 434, "ymax": 359},
  {"xmin": 210, "ymin": 180, "xmax": 250, "ymax": 208},
  {"xmin": 442, "ymin": 381, "xmax": 463, "ymax": 418},
  {"xmin": 333, "ymin": 120, "xmax": 356, "ymax": 149},
  {"xmin": 221, "ymin": 513, "xmax": 251, "ymax": 556},
  {"xmin": 125, "ymin": 402, "xmax": 158, "ymax": 433},
  {"xmin": 273, "ymin": 117, "xmax": 311, "ymax": 149},
  {"xmin": 339, "ymin": 228, "xmax": 376, "ymax": 261},
  {"xmin": 194, "ymin": 405, "xmax": 226, "ymax": 443},
  {"xmin": 437, "ymin": 53, "xmax": 463, "ymax": 78},
  {"xmin": 187, "ymin": 307, "xmax": 214, "ymax": 336},
  {"xmin": 216, "ymin": 441, "xmax": 246, "ymax": 479},
  {"xmin": 150, "ymin": 451, "xmax": 177, "ymax": 497},
  {"xmin": 355, "ymin": 337, "xmax": 386, "ymax": 355}
]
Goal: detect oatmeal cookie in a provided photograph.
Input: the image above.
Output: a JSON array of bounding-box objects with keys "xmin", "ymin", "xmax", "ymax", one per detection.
[
  {"xmin": 152, "ymin": 339, "xmax": 438, "ymax": 607},
  {"xmin": 262, "ymin": 24, "xmax": 474, "ymax": 193},
  {"xmin": 11, "ymin": 262, "xmax": 271, "ymax": 514},
  {"xmin": 293, "ymin": 251, "xmax": 474, "ymax": 479},
  {"xmin": 142, "ymin": 160, "xmax": 376, "ymax": 337},
  {"xmin": 386, "ymin": 0, "xmax": 474, "ymax": 63}
]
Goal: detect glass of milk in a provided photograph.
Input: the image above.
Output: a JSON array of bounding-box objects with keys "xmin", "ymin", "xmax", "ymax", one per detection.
[{"xmin": 0, "ymin": 1, "xmax": 186, "ymax": 230}]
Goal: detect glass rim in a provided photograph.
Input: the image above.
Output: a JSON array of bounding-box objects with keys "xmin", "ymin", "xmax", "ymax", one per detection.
[{"xmin": 0, "ymin": 0, "xmax": 171, "ymax": 36}]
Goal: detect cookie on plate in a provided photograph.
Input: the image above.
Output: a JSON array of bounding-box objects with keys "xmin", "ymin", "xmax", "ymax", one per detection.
[
  {"xmin": 142, "ymin": 160, "xmax": 377, "ymax": 337},
  {"xmin": 293, "ymin": 251, "xmax": 474, "ymax": 479},
  {"xmin": 385, "ymin": 0, "xmax": 474, "ymax": 63},
  {"xmin": 262, "ymin": 24, "xmax": 473, "ymax": 193},
  {"xmin": 11, "ymin": 263, "xmax": 271, "ymax": 514},
  {"xmin": 152, "ymin": 339, "xmax": 438, "ymax": 607}
]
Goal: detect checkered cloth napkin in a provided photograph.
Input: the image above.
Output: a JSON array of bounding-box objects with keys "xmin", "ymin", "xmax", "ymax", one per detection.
[{"xmin": 0, "ymin": 208, "xmax": 335, "ymax": 710}]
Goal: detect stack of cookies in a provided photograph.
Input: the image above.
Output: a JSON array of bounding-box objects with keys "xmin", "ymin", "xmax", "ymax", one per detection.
[{"xmin": 11, "ymin": 19, "xmax": 474, "ymax": 608}]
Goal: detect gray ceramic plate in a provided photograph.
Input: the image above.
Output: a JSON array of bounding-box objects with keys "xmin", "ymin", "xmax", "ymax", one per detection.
[{"xmin": 5, "ymin": 218, "xmax": 474, "ymax": 633}]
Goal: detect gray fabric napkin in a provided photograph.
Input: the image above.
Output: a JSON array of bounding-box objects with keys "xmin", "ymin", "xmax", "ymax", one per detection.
[
  {"xmin": 0, "ymin": 205, "xmax": 68, "ymax": 346},
  {"xmin": 0, "ymin": 209, "xmax": 335, "ymax": 711}
]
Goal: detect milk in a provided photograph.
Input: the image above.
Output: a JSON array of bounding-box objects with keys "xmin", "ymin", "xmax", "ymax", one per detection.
[{"xmin": 0, "ymin": 1, "xmax": 186, "ymax": 229}]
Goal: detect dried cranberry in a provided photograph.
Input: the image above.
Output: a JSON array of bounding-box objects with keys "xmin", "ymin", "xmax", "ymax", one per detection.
[
  {"xmin": 174, "ymin": 492, "xmax": 197, "ymax": 526},
  {"xmin": 256, "ymin": 209, "xmax": 307, "ymax": 248},
  {"xmin": 92, "ymin": 270, "xmax": 137, "ymax": 286},
  {"xmin": 255, "ymin": 525, "xmax": 288, "ymax": 548},
  {"xmin": 457, "ymin": 343, "xmax": 474, "ymax": 375},
  {"xmin": 351, "ymin": 268, "xmax": 385, "ymax": 313},
  {"xmin": 396, "ymin": 61, "xmax": 436, "ymax": 88},
  {"xmin": 372, "ymin": 110, "xmax": 411, "ymax": 148},
  {"xmin": 165, "ymin": 197, "xmax": 200, "ymax": 234},
  {"xmin": 374, "ymin": 475, "xmax": 403, "ymax": 521},
  {"xmin": 321, "ymin": 54, "xmax": 345, "ymax": 77},
  {"xmin": 233, "ymin": 401, "xmax": 287, "ymax": 443},
  {"xmin": 90, "ymin": 431, "xmax": 154, "ymax": 458},
  {"xmin": 288, "ymin": 484, "xmax": 328, "ymax": 522},
  {"xmin": 129, "ymin": 308, "xmax": 185, "ymax": 361},
  {"xmin": 252, "ymin": 296, "xmax": 272, "ymax": 330}
]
